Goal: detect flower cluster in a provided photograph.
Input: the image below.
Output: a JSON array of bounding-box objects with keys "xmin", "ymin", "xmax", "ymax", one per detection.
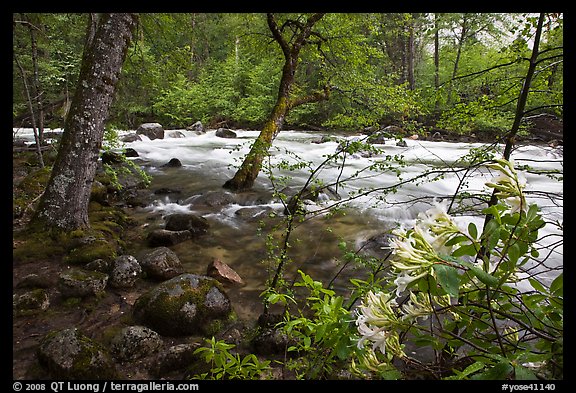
[
  {"xmin": 389, "ymin": 200, "xmax": 463, "ymax": 296},
  {"xmin": 355, "ymin": 291, "xmax": 404, "ymax": 357},
  {"xmin": 356, "ymin": 201, "xmax": 465, "ymax": 356},
  {"xmin": 485, "ymin": 158, "xmax": 527, "ymax": 214}
]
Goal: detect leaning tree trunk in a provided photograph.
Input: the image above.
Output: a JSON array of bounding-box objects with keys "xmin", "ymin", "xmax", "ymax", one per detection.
[
  {"xmin": 30, "ymin": 13, "xmax": 138, "ymax": 232},
  {"xmin": 223, "ymin": 13, "xmax": 327, "ymax": 192},
  {"xmin": 223, "ymin": 66, "xmax": 293, "ymax": 192}
]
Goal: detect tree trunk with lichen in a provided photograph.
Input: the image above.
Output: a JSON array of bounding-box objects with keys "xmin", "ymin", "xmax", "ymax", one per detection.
[
  {"xmin": 223, "ymin": 13, "xmax": 327, "ymax": 192},
  {"xmin": 30, "ymin": 13, "xmax": 138, "ymax": 232}
]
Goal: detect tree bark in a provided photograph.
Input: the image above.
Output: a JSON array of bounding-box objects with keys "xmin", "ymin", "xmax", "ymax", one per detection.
[
  {"xmin": 30, "ymin": 13, "xmax": 138, "ymax": 232},
  {"xmin": 223, "ymin": 13, "xmax": 327, "ymax": 192}
]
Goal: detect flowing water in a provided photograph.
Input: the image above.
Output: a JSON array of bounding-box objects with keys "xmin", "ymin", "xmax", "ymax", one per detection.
[{"xmin": 14, "ymin": 127, "xmax": 564, "ymax": 322}]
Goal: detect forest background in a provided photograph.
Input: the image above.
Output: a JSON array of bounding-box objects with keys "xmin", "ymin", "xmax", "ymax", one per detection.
[{"xmin": 12, "ymin": 13, "xmax": 563, "ymax": 139}]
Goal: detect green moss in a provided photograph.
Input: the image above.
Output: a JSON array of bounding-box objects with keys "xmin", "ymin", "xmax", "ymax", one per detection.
[
  {"xmin": 62, "ymin": 297, "xmax": 83, "ymax": 308},
  {"xmin": 64, "ymin": 240, "xmax": 117, "ymax": 265},
  {"xmin": 12, "ymin": 231, "xmax": 67, "ymax": 264},
  {"xmin": 134, "ymin": 275, "xmax": 233, "ymax": 336}
]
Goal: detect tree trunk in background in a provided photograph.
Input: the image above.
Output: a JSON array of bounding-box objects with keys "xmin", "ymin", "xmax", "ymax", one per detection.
[
  {"xmin": 30, "ymin": 13, "xmax": 138, "ymax": 232},
  {"xmin": 434, "ymin": 13, "xmax": 441, "ymax": 112},
  {"xmin": 406, "ymin": 15, "xmax": 415, "ymax": 90},
  {"xmin": 223, "ymin": 13, "xmax": 327, "ymax": 192}
]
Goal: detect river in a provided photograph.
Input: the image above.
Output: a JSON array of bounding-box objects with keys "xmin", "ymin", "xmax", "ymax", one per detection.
[{"xmin": 14, "ymin": 127, "xmax": 564, "ymax": 321}]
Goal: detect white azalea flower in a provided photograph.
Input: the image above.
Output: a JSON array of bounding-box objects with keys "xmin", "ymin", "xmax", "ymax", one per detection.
[{"xmin": 393, "ymin": 271, "xmax": 427, "ymax": 297}]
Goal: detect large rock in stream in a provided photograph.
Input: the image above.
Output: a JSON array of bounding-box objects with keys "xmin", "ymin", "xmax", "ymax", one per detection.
[{"xmin": 132, "ymin": 274, "xmax": 233, "ymax": 336}]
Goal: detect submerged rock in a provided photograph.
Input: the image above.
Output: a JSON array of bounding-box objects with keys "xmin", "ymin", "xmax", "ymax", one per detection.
[
  {"xmin": 146, "ymin": 229, "xmax": 192, "ymax": 247},
  {"xmin": 133, "ymin": 274, "xmax": 233, "ymax": 336}
]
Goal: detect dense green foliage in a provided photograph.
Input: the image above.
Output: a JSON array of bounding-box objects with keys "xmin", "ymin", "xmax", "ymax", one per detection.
[{"xmin": 13, "ymin": 13, "xmax": 562, "ymax": 134}]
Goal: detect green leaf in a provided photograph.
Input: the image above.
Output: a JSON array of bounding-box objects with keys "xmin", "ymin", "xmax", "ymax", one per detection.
[
  {"xmin": 471, "ymin": 361, "xmax": 513, "ymax": 380},
  {"xmin": 550, "ymin": 273, "xmax": 563, "ymax": 297},
  {"xmin": 508, "ymin": 243, "xmax": 521, "ymax": 265},
  {"xmin": 528, "ymin": 278, "xmax": 546, "ymax": 293},
  {"xmin": 468, "ymin": 222, "xmax": 478, "ymax": 239},
  {"xmin": 514, "ymin": 364, "xmax": 538, "ymax": 380},
  {"xmin": 445, "ymin": 235, "xmax": 469, "ymax": 247},
  {"xmin": 452, "ymin": 243, "xmax": 479, "ymax": 257},
  {"xmin": 433, "ymin": 264, "xmax": 460, "ymax": 297},
  {"xmin": 469, "ymin": 266, "xmax": 499, "ymax": 287},
  {"xmin": 444, "ymin": 361, "xmax": 486, "ymax": 380},
  {"xmin": 487, "ymin": 227, "xmax": 501, "ymax": 251}
]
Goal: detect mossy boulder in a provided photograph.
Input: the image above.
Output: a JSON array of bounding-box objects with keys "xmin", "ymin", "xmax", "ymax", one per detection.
[
  {"xmin": 58, "ymin": 268, "xmax": 108, "ymax": 298},
  {"xmin": 37, "ymin": 328, "xmax": 118, "ymax": 379},
  {"xmin": 133, "ymin": 274, "xmax": 233, "ymax": 336},
  {"xmin": 13, "ymin": 289, "xmax": 50, "ymax": 315}
]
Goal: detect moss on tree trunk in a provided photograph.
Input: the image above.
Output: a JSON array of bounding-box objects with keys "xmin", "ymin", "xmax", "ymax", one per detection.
[{"xmin": 30, "ymin": 13, "xmax": 137, "ymax": 232}]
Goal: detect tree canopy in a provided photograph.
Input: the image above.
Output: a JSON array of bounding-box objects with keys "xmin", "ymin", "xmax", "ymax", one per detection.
[{"xmin": 13, "ymin": 13, "xmax": 562, "ymax": 135}]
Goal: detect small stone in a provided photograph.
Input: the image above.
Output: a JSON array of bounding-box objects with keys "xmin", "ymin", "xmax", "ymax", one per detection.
[{"xmin": 207, "ymin": 259, "xmax": 244, "ymax": 286}]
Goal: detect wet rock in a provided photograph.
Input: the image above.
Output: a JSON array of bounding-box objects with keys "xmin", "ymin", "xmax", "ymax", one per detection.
[
  {"xmin": 137, "ymin": 122, "xmax": 164, "ymax": 140},
  {"xmin": 38, "ymin": 328, "xmax": 118, "ymax": 379},
  {"xmin": 207, "ymin": 259, "xmax": 244, "ymax": 286},
  {"xmin": 161, "ymin": 158, "xmax": 182, "ymax": 168},
  {"xmin": 109, "ymin": 255, "xmax": 142, "ymax": 288},
  {"xmin": 147, "ymin": 229, "xmax": 192, "ymax": 247},
  {"xmin": 133, "ymin": 274, "xmax": 233, "ymax": 336},
  {"xmin": 164, "ymin": 213, "xmax": 209, "ymax": 236},
  {"xmin": 191, "ymin": 191, "xmax": 235, "ymax": 207},
  {"xmin": 110, "ymin": 325, "xmax": 163, "ymax": 362},
  {"xmin": 13, "ymin": 289, "xmax": 50, "ymax": 314},
  {"xmin": 359, "ymin": 232, "xmax": 394, "ymax": 259},
  {"xmin": 215, "ymin": 128, "xmax": 237, "ymax": 138},
  {"xmin": 120, "ymin": 133, "xmax": 141, "ymax": 143},
  {"xmin": 187, "ymin": 121, "xmax": 205, "ymax": 134},
  {"xmin": 124, "ymin": 147, "xmax": 139, "ymax": 157},
  {"xmin": 150, "ymin": 343, "xmax": 200, "ymax": 377},
  {"xmin": 101, "ymin": 151, "xmax": 124, "ymax": 164},
  {"xmin": 167, "ymin": 130, "xmax": 186, "ymax": 138},
  {"xmin": 234, "ymin": 206, "xmax": 275, "ymax": 222},
  {"xmin": 367, "ymin": 131, "xmax": 387, "ymax": 145},
  {"xmin": 140, "ymin": 247, "xmax": 184, "ymax": 280},
  {"xmin": 284, "ymin": 185, "xmax": 341, "ymax": 216},
  {"xmin": 57, "ymin": 268, "xmax": 108, "ymax": 298}
]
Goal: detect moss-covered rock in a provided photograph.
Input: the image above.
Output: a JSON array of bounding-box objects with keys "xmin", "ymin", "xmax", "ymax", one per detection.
[
  {"xmin": 133, "ymin": 274, "xmax": 233, "ymax": 336},
  {"xmin": 37, "ymin": 328, "xmax": 118, "ymax": 379},
  {"xmin": 58, "ymin": 268, "xmax": 109, "ymax": 298},
  {"xmin": 110, "ymin": 325, "xmax": 163, "ymax": 362},
  {"xmin": 13, "ymin": 289, "xmax": 50, "ymax": 315}
]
